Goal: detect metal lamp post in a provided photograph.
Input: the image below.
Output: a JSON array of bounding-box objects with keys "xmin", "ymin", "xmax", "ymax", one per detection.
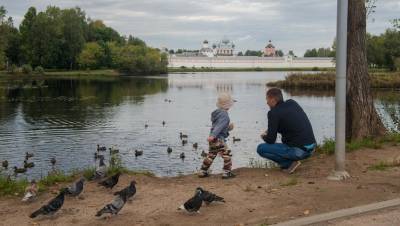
[{"xmin": 328, "ymin": 0, "xmax": 350, "ymax": 181}]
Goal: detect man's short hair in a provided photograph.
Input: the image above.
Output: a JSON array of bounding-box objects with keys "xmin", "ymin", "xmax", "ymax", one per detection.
[{"xmin": 266, "ymin": 88, "xmax": 284, "ymax": 102}]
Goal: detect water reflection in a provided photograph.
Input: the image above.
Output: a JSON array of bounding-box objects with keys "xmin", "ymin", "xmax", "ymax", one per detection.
[{"xmin": 0, "ymin": 72, "xmax": 399, "ymax": 179}]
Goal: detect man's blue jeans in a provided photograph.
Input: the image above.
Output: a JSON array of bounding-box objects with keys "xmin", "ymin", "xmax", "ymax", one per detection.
[{"xmin": 257, "ymin": 143, "xmax": 313, "ymax": 169}]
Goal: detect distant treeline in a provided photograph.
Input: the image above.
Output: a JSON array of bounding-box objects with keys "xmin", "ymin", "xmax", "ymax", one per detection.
[
  {"xmin": 0, "ymin": 6, "xmax": 168, "ymax": 75},
  {"xmin": 304, "ymin": 23, "xmax": 400, "ymax": 71}
]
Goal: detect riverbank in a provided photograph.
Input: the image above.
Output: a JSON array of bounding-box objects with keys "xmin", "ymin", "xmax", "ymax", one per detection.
[
  {"xmin": 1, "ymin": 141, "xmax": 399, "ymax": 225},
  {"xmin": 267, "ymin": 72, "xmax": 400, "ymax": 89}
]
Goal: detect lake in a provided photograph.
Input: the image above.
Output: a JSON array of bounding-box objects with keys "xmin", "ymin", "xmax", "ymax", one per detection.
[{"xmin": 0, "ymin": 72, "xmax": 399, "ymax": 179}]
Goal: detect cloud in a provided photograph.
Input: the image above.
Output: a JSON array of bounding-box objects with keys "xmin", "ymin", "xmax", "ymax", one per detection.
[{"xmin": 2, "ymin": 0, "xmax": 399, "ymax": 55}]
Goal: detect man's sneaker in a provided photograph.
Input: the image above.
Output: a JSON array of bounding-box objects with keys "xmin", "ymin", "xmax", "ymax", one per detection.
[
  {"xmin": 222, "ymin": 171, "xmax": 236, "ymax": 179},
  {"xmin": 284, "ymin": 161, "xmax": 301, "ymax": 174},
  {"xmin": 198, "ymin": 171, "xmax": 209, "ymax": 178}
]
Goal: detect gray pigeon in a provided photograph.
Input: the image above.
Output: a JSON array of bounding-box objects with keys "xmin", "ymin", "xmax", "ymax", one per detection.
[
  {"xmin": 95, "ymin": 192, "xmax": 128, "ymax": 217},
  {"xmin": 29, "ymin": 188, "xmax": 68, "ymax": 218},
  {"xmin": 114, "ymin": 180, "xmax": 136, "ymax": 200},
  {"xmin": 66, "ymin": 178, "xmax": 85, "ymax": 197},
  {"xmin": 178, "ymin": 188, "xmax": 203, "ymax": 213},
  {"xmin": 94, "ymin": 157, "xmax": 107, "ymax": 180},
  {"xmin": 197, "ymin": 187, "xmax": 225, "ymax": 204}
]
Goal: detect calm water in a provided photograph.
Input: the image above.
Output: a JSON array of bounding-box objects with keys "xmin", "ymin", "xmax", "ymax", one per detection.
[{"xmin": 0, "ymin": 72, "xmax": 399, "ymax": 179}]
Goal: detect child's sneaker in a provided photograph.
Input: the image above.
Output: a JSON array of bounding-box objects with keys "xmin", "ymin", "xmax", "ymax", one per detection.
[
  {"xmin": 222, "ymin": 171, "xmax": 236, "ymax": 179},
  {"xmin": 198, "ymin": 170, "xmax": 209, "ymax": 178}
]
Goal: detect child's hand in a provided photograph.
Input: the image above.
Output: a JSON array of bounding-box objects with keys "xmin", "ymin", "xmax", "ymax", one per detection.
[
  {"xmin": 207, "ymin": 136, "xmax": 215, "ymax": 142},
  {"xmin": 228, "ymin": 123, "xmax": 234, "ymax": 131}
]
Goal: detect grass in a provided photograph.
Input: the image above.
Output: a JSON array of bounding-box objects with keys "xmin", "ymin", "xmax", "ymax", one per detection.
[
  {"xmin": 316, "ymin": 132, "xmax": 400, "ymax": 155},
  {"xmin": 0, "ymin": 176, "xmax": 29, "ymax": 196},
  {"xmin": 368, "ymin": 161, "xmax": 400, "ymax": 171},
  {"xmin": 267, "ymin": 72, "xmax": 400, "ymax": 89},
  {"xmin": 0, "ymin": 165, "xmax": 154, "ymax": 197}
]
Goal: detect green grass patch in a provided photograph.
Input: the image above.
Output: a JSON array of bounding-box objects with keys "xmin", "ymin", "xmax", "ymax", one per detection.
[
  {"xmin": 38, "ymin": 170, "xmax": 77, "ymax": 189},
  {"xmin": 0, "ymin": 176, "xmax": 29, "ymax": 196},
  {"xmin": 368, "ymin": 162, "xmax": 392, "ymax": 171},
  {"xmin": 267, "ymin": 72, "xmax": 400, "ymax": 89},
  {"xmin": 316, "ymin": 133, "xmax": 400, "ymax": 155}
]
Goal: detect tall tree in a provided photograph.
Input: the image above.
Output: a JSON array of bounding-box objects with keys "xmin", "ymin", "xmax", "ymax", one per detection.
[
  {"xmin": 19, "ymin": 7, "xmax": 37, "ymax": 65},
  {"xmin": 346, "ymin": 0, "xmax": 386, "ymax": 140},
  {"xmin": 61, "ymin": 7, "xmax": 87, "ymax": 69}
]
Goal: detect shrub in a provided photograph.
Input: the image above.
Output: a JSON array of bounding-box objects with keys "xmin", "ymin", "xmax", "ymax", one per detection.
[
  {"xmin": 34, "ymin": 66, "xmax": 45, "ymax": 75},
  {"xmin": 21, "ymin": 64, "xmax": 33, "ymax": 74}
]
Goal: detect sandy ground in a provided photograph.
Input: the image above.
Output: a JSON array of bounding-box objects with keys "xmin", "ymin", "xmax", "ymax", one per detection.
[{"xmin": 0, "ymin": 145, "xmax": 400, "ymax": 226}]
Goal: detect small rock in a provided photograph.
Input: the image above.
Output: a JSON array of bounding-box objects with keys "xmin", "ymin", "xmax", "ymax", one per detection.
[
  {"xmin": 264, "ymin": 174, "xmax": 269, "ymax": 177},
  {"xmin": 304, "ymin": 210, "xmax": 310, "ymax": 215},
  {"xmin": 257, "ymin": 185, "xmax": 262, "ymax": 189},
  {"xmin": 308, "ymin": 181, "xmax": 315, "ymax": 184}
]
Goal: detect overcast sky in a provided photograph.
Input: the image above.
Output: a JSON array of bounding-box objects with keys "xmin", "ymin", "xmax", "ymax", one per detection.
[{"xmin": 2, "ymin": 0, "xmax": 399, "ymax": 55}]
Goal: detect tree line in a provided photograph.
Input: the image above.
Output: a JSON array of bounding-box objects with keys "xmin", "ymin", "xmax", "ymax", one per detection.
[
  {"xmin": 304, "ymin": 21, "xmax": 400, "ymax": 71},
  {"xmin": 0, "ymin": 6, "xmax": 168, "ymax": 75}
]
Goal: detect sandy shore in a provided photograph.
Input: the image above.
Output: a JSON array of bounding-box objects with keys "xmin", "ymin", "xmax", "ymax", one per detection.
[{"xmin": 0, "ymin": 145, "xmax": 399, "ymax": 226}]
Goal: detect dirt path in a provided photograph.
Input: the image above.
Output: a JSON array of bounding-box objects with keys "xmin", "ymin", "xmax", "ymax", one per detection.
[{"xmin": 1, "ymin": 146, "xmax": 400, "ymax": 226}]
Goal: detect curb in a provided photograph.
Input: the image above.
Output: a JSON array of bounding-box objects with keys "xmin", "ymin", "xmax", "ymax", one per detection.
[{"xmin": 273, "ymin": 198, "xmax": 400, "ymax": 226}]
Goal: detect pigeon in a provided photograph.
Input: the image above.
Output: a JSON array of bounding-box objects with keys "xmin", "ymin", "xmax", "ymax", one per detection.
[
  {"xmin": 95, "ymin": 192, "xmax": 128, "ymax": 217},
  {"xmin": 178, "ymin": 188, "xmax": 203, "ymax": 213},
  {"xmin": 135, "ymin": 150, "xmax": 143, "ymax": 157},
  {"xmin": 114, "ymin": 180, "xmax": 136, "ymax": 200},
  {"xmin": 14, "ymin": 166, "xmax": 27, "ymax": 174},
  {"xmin": 201, "ymin": 150, "xmax": 207, "ymax": 158},
  {"xmin": 98, "ymin": 172, "xmax": 121, "ymax": 189},
  {"xmin": 232, "ymin": 137, "xmax": 241, "ymax": 143},
  {"xmin": 97, "ymin": 144, "xmax": 107, "ymax": 151},
  {"xmin": 66, "ymin": 178, "xmax": 85, "ymax": 197},
  {"xmin": 145, "ymin": 124, "xmax": 148, "ymax": 129},
  {"xmin": 94, "ymin": 157, "xmax": 107, "ymax": 180},
  {"xmin": 25, "ymin": 152, "xmax": 34, "ymax": 160},
  {"xmin": 180, "ymin": 152, "xmax": 185, "ymax": 160},
  {"xmin": 24, "ymin": 160, "xmax": 34, "ymax": 168},
  {"xmin": 179, "ymin": 132, "xmax": 188, "ymax": 140},
  {"xmin": 162, "ymin": 121, "xmax": 166, "ymax": 126},
  {"xmin": 193, "ymin": 143, "xmax": 198, "ymax": 149},
  {"xmin": 167, "ymin": 147, "xmax": 173, "ymax": 154},
  {"xmin": 197, "ymin": 187, "xmax": 225, "ymax": 204},
  {"xmin": 22, "ymin": 180, "xmax": 38, "ymax": 202},
  {"xmin": 2, "ymin": 160, "xmax": 8, "ymax": 169},
  {"xmin": 29, "ymin": 188, "xmax": 68, "ymax": 218}
]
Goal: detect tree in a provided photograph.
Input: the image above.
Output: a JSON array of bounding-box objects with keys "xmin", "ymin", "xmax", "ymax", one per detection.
[
  {"xmin": 19, "ymin": 7, "xmax": 37, "ymax": 65},
  {"xmin": 77, "ymin": 42, "xmax": 103, "ymax": 69},
  {"xmin": 346, "ymin": 0, "xmax": 386, "ymax": 140},
  {"xmin": 61, "ymin": 7, "xmax": 87, "ymax": 69},
  {"xmin": 288, "ymin": 50, "xmax": 296, "ymax": 57},
  {"xmin": 237, "ymin": 51, "xmax": 243, "ymax": 56},
  {"xmin": 276, "ymin": 50, "xmax": 284, "ymax": 57}
]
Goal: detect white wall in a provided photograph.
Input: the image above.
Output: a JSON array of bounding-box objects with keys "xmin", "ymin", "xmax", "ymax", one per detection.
[{"xmin": 168, "ymin": 56, "xmax": 335, "ymax": 68}]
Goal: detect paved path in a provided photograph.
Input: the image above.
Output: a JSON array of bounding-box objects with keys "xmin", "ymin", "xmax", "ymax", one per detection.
[{"xmin": 319, "ymin": 206, "xmax": 400, "ymax": 226}]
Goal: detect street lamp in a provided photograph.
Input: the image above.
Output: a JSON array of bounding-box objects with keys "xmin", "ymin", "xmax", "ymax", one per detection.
[{"xmin": 328, "ymin": 0, "xmax": 350, "ymax": 181}]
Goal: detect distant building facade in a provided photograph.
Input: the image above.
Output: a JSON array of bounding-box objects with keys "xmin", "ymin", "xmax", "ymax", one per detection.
[
  {"xmin": 199, "ymin": 40, "xmax": 214, "ymax": 57},
  {"xmin": 264, "ymin": 40, "xmax": 276, "ymax": 57}
]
